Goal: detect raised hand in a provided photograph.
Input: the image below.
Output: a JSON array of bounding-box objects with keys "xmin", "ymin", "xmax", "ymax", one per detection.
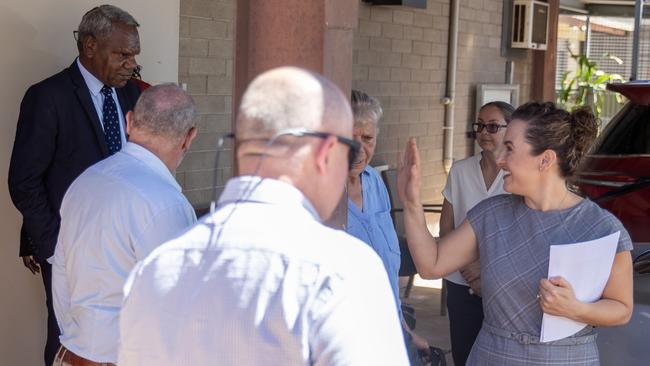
[{"xmin": 397, "ymin": 137, "xmax": 422, "ymax": 209}]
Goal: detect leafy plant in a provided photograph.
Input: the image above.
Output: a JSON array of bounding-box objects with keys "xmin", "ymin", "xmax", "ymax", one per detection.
[{"xmin": 557, "ymin": 51, "xmax": 625, "ymax": 117}]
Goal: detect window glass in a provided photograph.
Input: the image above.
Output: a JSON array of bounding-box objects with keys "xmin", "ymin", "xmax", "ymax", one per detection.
[{"xmin": 598, "ymin": 104, "xmax": 650, "ymax": 155}]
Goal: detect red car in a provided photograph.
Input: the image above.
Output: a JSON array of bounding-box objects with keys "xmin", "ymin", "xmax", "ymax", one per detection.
[
  {"xmin": 578, "ymin": 81, "xmax": 650, "ymax": 244},
  {"xmin": 576, "ymin": 81, "xmax": 650, "ymax": 365}
]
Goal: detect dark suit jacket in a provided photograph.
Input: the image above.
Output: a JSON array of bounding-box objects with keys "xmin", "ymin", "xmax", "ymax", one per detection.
[{"xmin": 9, "ymin": 61, "xmax": 141, "ymax": 262}]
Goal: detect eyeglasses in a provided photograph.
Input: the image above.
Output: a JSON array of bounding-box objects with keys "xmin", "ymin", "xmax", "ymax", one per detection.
[
  {"xmin": 472, "ymin": 122, "xmax": 507, "ymax": 134},
  {"xmin": 231, "ymin": 129, "xmax": 361, "ymax": 171},
  {"xmin": 73, "ymin": 30, "xmax": 95, "ymax": 43},
  {"xmin": 289, "ymin": 130, "xmax": 361, "ymax": 171}
]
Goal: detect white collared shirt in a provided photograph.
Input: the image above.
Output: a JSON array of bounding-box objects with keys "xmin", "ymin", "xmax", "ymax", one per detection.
[
  {"xmin": 76, "ymin": 58, "xmax": 128, "ymax": 147},
  {"xmin": 52, "ymin": 142, "xmax": 196, "ymax": 362},
  {"xmin": 118, "ymin": 176, "xmax": 409, "ymax": 366},
  {"xmin": 442, "ymin": 153, "xmax": 508, "ymax": 285}
]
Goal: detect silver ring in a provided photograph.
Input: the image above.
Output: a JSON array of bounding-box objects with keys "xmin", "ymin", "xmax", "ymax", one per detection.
[{"xmin": 536, "ymin": 294, "xmax": 541, "ymax": 300}]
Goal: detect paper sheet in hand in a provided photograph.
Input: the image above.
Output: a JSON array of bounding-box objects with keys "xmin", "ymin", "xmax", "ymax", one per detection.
[{"xmin": 540, "ymin": 231, "xmax": 620, "ymax": 343}]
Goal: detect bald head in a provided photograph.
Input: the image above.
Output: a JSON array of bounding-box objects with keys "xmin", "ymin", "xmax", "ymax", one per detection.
[
  {"xmin": 234, "ymin": 67, "xmax": 354, "ymax": 220},
  {"xmin": 236, "ymin": 67, "xmax": 352, "ymax": 140}
]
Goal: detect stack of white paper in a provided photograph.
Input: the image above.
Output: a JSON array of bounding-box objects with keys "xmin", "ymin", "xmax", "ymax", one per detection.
[{"xmin": 540, "ymin": 231, "xmax": 620, "ymax": 343}]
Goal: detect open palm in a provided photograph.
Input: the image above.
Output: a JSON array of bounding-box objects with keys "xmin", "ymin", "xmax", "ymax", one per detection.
[{"xmin": 397, "ymin": 137, "xmax": 422, "ymax": 208}]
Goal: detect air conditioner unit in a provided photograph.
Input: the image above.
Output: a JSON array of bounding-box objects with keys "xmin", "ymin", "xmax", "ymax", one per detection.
[{"xmin": 511, "ymin": 0, "xmax": 549, "ymax": 50}]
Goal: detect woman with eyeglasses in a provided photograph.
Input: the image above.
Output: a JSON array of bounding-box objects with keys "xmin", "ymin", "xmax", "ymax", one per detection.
[
  {"xmin": 439, "ymin": 101, "xmax": 513, "ymax": 366},
  {"xmin": 398, "ymin": 102, "xmax": 633, "ymax": 365}
]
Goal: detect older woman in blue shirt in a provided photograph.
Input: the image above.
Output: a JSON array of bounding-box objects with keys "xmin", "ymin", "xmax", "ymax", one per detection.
[{"xmin": 346, "ymin": 90, "xmax": 429, "ymax": 365}]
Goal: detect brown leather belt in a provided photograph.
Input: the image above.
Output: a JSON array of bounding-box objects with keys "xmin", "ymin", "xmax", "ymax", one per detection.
[{"xmin": 56, "ymin": 346, "xmax": 116, "ymax": 366}]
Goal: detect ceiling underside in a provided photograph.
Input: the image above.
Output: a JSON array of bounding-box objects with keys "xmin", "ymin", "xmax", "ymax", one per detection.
[{"xmin": 560, "ymin": 0, "xmax": 649, "ymax": 17}]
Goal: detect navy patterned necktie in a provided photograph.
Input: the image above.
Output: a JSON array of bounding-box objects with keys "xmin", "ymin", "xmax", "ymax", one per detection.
[{"xmin": 101, "ymin": 85, "xmax": 122, "ymax": 155}]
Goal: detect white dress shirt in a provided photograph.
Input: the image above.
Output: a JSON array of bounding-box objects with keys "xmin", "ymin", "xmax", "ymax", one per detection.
[
  {"xmin": 118, "ymin": 176, "xmax": 409, "ymax": 366},
  {"xmin": 441, "ymin": 153, "xmax": 507, "ymax": 285},
  {"xmin": 52, "ymin": 142, "xmax": 196, "ymax": 362},
  {"xmin": 76, "ymin": 58, "xmax": 127, "ymax": 147}
]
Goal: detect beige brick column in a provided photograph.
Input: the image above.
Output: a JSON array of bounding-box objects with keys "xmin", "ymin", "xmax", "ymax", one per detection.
[
  {"xmin": 178, "ymin": 0, "xmax": 234, "ymax": 208},
  {"xmin": 234, "ymin": 0, "xmax": 359, "ymax": 229}
]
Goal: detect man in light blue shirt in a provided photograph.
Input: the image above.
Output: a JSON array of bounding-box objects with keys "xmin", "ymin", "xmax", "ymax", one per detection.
[
  {"xmin": 118, "ymin": 67, "xmax": 409, "ymax": 366},
  {"xmin": 51, "ymin": 84, "xmax": 198, "ymax": 365},
  {"xmin": 348, "ymin": 165, "xmax": 401, "ymax": 311},
  {"xmin": 346, "ymin": 89, "xmax": 431, "ymax": 365}
]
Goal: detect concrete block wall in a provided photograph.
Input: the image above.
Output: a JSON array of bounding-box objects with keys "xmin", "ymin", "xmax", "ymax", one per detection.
[
  {"xmin": 175, "ymin": 0, "xmax": 533, "ymax": 206},
  {"xmin": 177, "ymin": 0, "xmax": 235, "ymax": 207},
  {"xmin": 353, "ymin": 0, "xmax": 532, "ymax": 203}
]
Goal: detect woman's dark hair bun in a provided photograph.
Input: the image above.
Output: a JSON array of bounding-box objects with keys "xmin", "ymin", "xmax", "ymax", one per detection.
[
  {"xmin": 566, "ymin": 106, "xmax": 598, "ymax": 176},
  {"xmin": 511, "ymin": 102, "xmax": 598, "ymax": 178}
]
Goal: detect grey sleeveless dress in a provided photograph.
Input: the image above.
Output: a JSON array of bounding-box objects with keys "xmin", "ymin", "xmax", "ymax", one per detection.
[{"xmin": 465, "ymin": 195, "xmax": 633, "ymax": 365}]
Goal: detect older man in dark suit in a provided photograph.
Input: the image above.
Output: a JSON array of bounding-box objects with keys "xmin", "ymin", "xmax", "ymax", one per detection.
[{"xmin": 8, "ymin": 5, "xmax": 141, "ymax": 365}]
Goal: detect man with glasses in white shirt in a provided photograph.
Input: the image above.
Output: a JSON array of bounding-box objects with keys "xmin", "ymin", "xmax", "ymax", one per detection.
[
  {"xmin": 118, "ymin": 67, "xmax": 409, "ymax": 366},
  {"xmin": 51, "ymin": 84, "xmax": 198, "ymax": 366}
]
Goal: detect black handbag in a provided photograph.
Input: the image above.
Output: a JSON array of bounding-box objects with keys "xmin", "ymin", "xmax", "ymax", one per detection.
[{"xmin": 419, "ymin": 346, "xmax": 447, "ymax": 366}]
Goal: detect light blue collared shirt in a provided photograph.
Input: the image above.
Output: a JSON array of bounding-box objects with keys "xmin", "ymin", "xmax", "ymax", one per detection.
[
  {"xmin": 52, "ymin": 142, "xmax": 196, "ymax": 362},
  {"xmin": 76, "ymin": 58, "xmax": 127, "ymax": 147},
  {"xmin": 347, "ymin": 166, "xmax": 402, "ymax": 315},
  {"xmin": 118, "ymin": 176, "xmax": 409, "ymax": 366}
]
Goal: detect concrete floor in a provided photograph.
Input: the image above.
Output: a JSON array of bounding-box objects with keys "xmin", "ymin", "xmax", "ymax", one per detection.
[
  {"xmin": 400, "ymin": 276, "xmax": 454, "ymax": 366},
  {"xmin": 398, "ymin": 213, "xmax": 455, "ymax": 365}
]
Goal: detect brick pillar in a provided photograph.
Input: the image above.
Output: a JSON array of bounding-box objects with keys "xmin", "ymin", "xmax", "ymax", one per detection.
[
  {"xmin": 531, "ymin": 0, "xmax": 559, "ymax": 102},
  {"xmin": 233, "ymin": 0, "xmax": 359, "ymax": 229}
]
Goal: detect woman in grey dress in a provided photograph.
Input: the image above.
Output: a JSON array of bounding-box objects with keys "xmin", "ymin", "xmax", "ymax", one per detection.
[{"xmin": 397, "ymin": 102, "xmax": 633, "ymax": 365}]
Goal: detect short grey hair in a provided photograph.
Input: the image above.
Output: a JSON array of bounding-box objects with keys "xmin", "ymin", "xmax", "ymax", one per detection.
[
  {"xmin": 351, "ymin": 89, "xmax": 382, "ymax": 132},
  {"xmin": 132, "ymin": 84, "xmax": 197, "ymax": 141},
  {"xmin": 76, "ymin": 5, "xmax": 139, "ymax": 51}
]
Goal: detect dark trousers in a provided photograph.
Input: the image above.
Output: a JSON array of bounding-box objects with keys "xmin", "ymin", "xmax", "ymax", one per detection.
[
  {"xmin": 445, "ymin": 280, "xmax": 483, "ymax": 366},
  {"xmin": 41, "ymin": 261, "xmax": 61, "ymax": 366}
]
